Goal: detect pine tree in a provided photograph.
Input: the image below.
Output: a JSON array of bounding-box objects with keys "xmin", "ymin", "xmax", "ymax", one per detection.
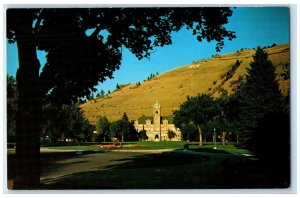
[
  {"xmin": 116, "ymin": 83, "xmax": 120, "ymax": 90},
  {"xmin": 97, "ymin": 116, "xmax": 110, "ymax": 142},
  {"xmin": 239, "ymin": 47, "xmax": 282, "ymax": 149},
  {"xmin": 100, "ymin": 90, "xmax": 105, "ymax": 98}
]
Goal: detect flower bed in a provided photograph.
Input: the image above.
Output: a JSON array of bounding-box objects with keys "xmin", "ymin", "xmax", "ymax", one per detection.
[{"xmin": 94, "ymin": 144, "xmax": 142, "ymax": 149}]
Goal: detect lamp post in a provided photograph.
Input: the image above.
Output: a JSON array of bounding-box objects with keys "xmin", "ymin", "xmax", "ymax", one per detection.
[
  {"xmin": 213, "ymin": 128, "xmax": 217, "ymax": 149},
  {"xmin": 93, "ymin": 130, "xmax": 97, "ymax": 143}
]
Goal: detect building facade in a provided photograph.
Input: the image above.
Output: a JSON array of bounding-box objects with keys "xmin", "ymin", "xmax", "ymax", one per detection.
[{"xmin": 134, "ymin": 101, "xmax": 181, "ymax": 141}]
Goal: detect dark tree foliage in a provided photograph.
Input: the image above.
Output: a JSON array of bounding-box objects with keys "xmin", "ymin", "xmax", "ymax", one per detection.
[
  {"xmin": 251, "ymin": 112, "xmax": 290, "ymax": 160},
  {"xmin": 195, "ymin": 95, "xmax": 240, "ymax": 143},
  {"xmin": 100, "ymin": 90, "xmax": 105, "ymax": 98},
  {"xmin": 238, "ymin": 47, "xmax": 284, "ymax": 149},
  {"xmin": 7, "ymin": 8, "xmax": 235, "ymax": 104},
  {"xmin": 120, "ymin": 113, "xmax": 130, "ymax": 142},
  {"xmin": 7, "ymin": 75, "xmax": 18, "ymax": 142},
  {"xmin": 250, "ymin": 111, "xmax": 290, "ymax": 187},
  {"xmin": 116, "ymin": 83, "xmax": 121, "ymax": 91},
  {"xmin": 109, "ymin": 113, "xmax": 138, "ymax": 142},
  {"xmin": 96, "ymin": 115, "xmax": 110, "ymax": 142},
  {"xmin": 179, "ymin": 122, "xmax": 198, "ymax": 142},
  {"xmin": 167, "ymin": 130, "xmax": 176, "ymax": 141},
  {"xmin": 120, "ymin": 113, "xmax": 138, "ymax": 142},
  {"xmin": 42, "ymin": 103, "xmax": 95, "ymax": 142},
  {"xmin": 7, "ymin": 7, "xmax": 235, "ymax": 189},
  {"xmin": 173, "ymin": 94, "xmax": 216, "ymax": 145},
  {"xmin": 229, "ymin": 75, "xmax": 245, "ymax": 92},
  {"xmin": 109, "ymin": 120, "xmax": 122, "ymax": 140},
  {"xmin": 138, "ymin": 130, "xmax": 148, "ymax": 141}
]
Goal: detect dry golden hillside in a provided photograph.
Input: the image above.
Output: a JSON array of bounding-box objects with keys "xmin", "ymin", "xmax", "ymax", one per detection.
[{"xmin": 81, "ymin": 44, "xmax": 290, "ymax": 123}]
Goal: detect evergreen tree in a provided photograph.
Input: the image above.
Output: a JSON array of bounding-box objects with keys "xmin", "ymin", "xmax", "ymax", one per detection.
[
  {"xmin": 120, "ymin": 112, "xmax": 138, "ymax": 142},
  {"xmin": 96, "ymin": 90, "xmax": 105, "ymax": 98},
  {"xmin": 116, "ymin": 83, "xmax": 120, "ymax": 90},
  {"xmin": 109, "ymin": 120, "xmax": 122, "ymax": 140},
  {"xmin": 100, "ymin": 90, "xmax": 105, "ymax": 97},
  {"xmin": 238, "ymin": 47, "xmax": 283, "ymax": 149},
  {"xmin": 97, "ymin": 116, "xmax": 110, "ymax": 142}
]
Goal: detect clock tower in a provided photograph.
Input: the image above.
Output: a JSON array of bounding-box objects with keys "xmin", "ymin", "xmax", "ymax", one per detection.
[{"xmin": 153, "ymin": 100, "xmax": 161, "ymax": 141}]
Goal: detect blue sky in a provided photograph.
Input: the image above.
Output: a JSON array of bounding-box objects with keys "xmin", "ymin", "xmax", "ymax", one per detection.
[{"xmin": 6, "ymin": 7, "xmax": 290, "ymax": 95}]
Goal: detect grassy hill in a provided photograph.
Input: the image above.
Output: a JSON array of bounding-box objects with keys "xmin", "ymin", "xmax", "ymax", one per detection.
[{"xmin": 81, "ymin": 44, "xmax": 290, "ymax": 124}]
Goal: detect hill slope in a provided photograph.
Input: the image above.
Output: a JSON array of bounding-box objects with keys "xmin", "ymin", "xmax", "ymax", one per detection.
[{"xmin": 81, "ymin": 44, "xmax": 290, "ymax": 123}]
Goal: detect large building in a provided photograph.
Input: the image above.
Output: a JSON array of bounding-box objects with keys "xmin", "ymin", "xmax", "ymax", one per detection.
[{"xmin": 134, "ymin": 101, "xmax": 181, "ymax": 141}]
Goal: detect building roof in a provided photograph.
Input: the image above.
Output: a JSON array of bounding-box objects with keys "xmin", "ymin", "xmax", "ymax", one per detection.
[{"xmin": 136, "ymin": 115, "xmax": 174, "ymax": 124}]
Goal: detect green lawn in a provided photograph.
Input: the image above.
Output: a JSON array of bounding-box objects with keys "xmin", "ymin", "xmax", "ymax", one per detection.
[
  {"xmin": 38, "ymin": 144, "xmax": 289, "ymax": 189},
  {"xmin": 46, "ymin": 141, "xmax": 252, "ymax": 155},
  {"xmin": 8, "ymin": 141, "xmax": 289, "ymax": 189},
  {"xmin": 47, "ymin": 145, "xmax": 104, "ymax": 151}
]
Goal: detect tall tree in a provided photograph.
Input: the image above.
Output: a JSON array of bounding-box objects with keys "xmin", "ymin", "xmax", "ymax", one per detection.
[
  {"xmin": 179, "ymin": 122, "xmax": 198, "ymax": 142},
  {"xmin": 213, "ymin": 95, "xmax": 240, "ymax": 145},
  {"xmin": 120, "ymin": 113, "xmax": 129, "ymax": 142},
  {"xmin": 174, "ymin": 94, "xmax": 216, "ymax": 146},
  {"xmin": 96, "ymin": 115, "xmax": 110, "ymax": 142},
  {"xmin": 238, "ymin": 47, "xmax": 283, "ymax": 149},
  {"xmin": 119, "ymin": 112, "xmax": 138, "ymax": 142},
  {"xmin": 109, "ymin": 120, "xmax": 122, "ymax": 140},
  {"xmin": 7, "ymin": 7, "xmax": 235, "ymax": 188}
]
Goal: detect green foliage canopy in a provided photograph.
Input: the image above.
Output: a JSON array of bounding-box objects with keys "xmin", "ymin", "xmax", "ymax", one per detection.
[{"xmin": 7, "ymin": 8, "xmax": 236, "ymax": 104}]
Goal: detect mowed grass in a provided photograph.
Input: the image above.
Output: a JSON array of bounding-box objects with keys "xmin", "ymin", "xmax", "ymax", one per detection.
[
  {"xmin": 38, "ymin": 142, "xmax": 288, "ymax": 189},
  {"xmin": 7, "ymin": 142, "xmax": 287, "ymax": 189},
  {"xmin": 46, "ymin": 141, "xmax": 252, "ymax": 155}
]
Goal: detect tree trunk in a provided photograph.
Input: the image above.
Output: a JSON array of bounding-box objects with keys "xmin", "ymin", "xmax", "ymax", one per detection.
[
  {"xmin": 13, "ymin": 14, "xmax": 42, "ymax": 189},
  {"xmin": 222, "ymin": 131, "xmax": 226, "ymax": 146},
  {"xmin": 197, "ymin": 125, "xmax": 203, "ymax": 146}
]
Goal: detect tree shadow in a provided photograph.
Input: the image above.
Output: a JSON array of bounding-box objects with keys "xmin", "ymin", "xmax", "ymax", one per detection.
[
  {"xmin": 39, "ymin": 148, "xmax": 290, "ymax": 190},
  {"xmin": 7, "ymin": 150, "xmax": 105, "ymax": 181},
  {"xmin": 189, "ymin": 147, "xmax": 230, "ymax": 154},
  {"xmin": 39, "ymin": 151, "xmax": 216, "ymax": 189}
]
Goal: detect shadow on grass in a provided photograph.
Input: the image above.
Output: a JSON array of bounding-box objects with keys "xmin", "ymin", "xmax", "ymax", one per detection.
[
  {"xmin": 40, "ymin": 150, "xmax": 289, "ymax": 189},
  {"xmin": 40, "ymin": 151, "xmax": 218, "ymax": 189},
  {"xmin": 189, "ymin": 147, "xmax": 230, "ymax": 154},
  {"xmin": 7, "ymin": 150, "xmax": 105, "ymax": 181},
  {"xmin": 9, "ymin": 148, "xmax": 290, "ymax": 189}
]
